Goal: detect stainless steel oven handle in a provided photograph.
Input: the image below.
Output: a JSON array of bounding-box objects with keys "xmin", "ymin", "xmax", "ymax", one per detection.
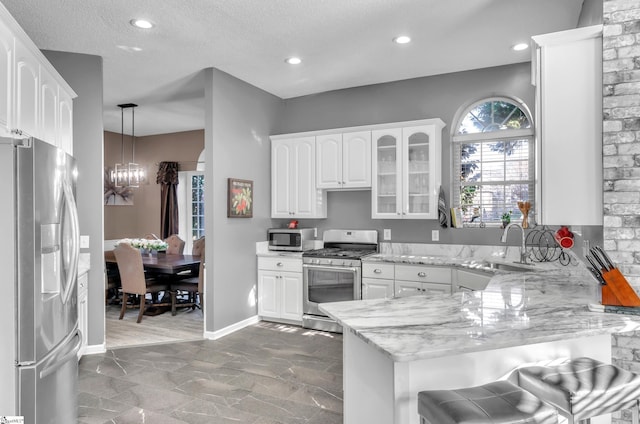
[{"xmin": 303, "ymin": 264, "xmax": 359, "ymax": 273}]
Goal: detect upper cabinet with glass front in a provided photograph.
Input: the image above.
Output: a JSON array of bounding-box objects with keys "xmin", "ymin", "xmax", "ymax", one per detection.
[{"xmin": 372, "ymin": 119, "xmax": 445, "ymax": 219}]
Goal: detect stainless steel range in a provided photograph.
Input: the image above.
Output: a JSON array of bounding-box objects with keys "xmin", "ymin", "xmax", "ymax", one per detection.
[{"xmin": 302, "ymin": 229, "xmax": 378, "ymax": 333}]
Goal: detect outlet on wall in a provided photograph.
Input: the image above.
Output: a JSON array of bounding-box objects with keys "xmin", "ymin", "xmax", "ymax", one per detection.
[
  {"xmin": 431, "ymin": 230, "xmax": 439, "ymax": 242},
  {"xmin": 383, "ymin": 229, "xmax": 391, "ymax": 240}
]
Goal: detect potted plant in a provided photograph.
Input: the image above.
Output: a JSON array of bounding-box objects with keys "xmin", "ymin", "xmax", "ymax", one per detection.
[{"xmin": 501, "ymin": 211, "xmax": 512, "ymax": 229}]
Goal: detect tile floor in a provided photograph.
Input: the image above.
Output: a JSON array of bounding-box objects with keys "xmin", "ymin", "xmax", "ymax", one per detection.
[{"xmin": 78, "ymin": 321, "xmax": 343, "ymax": 423}]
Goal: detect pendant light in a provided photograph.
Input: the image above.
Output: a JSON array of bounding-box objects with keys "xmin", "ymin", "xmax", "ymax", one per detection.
[{"xmin": 112, "ymin": 103, "xmax": 145, "ymax": 187}]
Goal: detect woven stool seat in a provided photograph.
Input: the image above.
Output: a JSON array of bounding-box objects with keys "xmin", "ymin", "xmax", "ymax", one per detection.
[
  {"xmin": 418, "ymin": 380, "xmax": 558, "ymax": 424},
  {"xmin": 516, "ymin": 357, "xmax": 640, "ymax": 424}
]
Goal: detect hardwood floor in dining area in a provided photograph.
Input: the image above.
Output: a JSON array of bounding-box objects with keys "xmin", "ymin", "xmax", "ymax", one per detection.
[
  {"xmin": 78, "ymin": 321, "xmax": 344, "ymax": 424},
  {"xmin": 105, "ymin": 301, "xmax": 205, "ymax": 350}
]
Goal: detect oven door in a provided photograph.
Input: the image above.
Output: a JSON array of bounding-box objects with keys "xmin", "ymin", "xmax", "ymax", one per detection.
[{"xmin": 302, "ymin": 264, "xmax": 361, "ymax": 316}]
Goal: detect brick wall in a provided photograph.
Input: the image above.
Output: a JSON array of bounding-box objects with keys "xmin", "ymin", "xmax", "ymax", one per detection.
[
  {"xmin": 604, "ymin": 1, "xmax": 640, "ymax": 422},
  {"xmin": 603, "ymin": 0, "xmax": 640, "ymax": 285}
]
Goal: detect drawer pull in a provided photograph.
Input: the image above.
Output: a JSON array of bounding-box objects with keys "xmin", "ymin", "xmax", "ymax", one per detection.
[
  {"xmin": 417, "ymin": 272, "xmax": 426, "ymax": 277},
  {"xmin": 374, "ymin": 269, "xmax": 382, "ymax": 274},
  {"xmin": 276, "ymin": 262, "xmax": 283, "ymax": 267}
]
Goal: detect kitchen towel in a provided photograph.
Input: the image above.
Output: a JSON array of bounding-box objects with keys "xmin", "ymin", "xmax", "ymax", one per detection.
[{"xmin": 438, "ymin": 186, "xmax": 448, "ymax": 228}]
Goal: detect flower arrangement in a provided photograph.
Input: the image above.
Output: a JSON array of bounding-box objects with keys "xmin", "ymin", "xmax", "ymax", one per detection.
[
  {"xmin": 117, "ymin": 238, "xmax": 168, "ymax": 251},
  {"xmin": 500, "ymin": 210, "xmax": 512, "ymax": 222},
  {"xmin": 501, "ymin": 210, "xmax": 512, "ymax": 229}
]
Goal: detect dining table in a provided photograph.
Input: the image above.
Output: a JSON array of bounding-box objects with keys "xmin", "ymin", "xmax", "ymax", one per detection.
[{"xmin": 104, "ymin": 250, "xmax": 201, "ymax": 276}]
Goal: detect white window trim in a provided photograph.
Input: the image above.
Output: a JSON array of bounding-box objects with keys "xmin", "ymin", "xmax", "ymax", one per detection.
[
  {"xmin": 451, "ymin": 96, "xmax": 535, "ymax": 227},
  {"xmin": 178, "ymin": 170, "xmax": 205, "ymax": 253}
]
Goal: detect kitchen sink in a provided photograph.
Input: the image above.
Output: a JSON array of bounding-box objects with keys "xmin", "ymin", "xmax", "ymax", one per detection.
[{"xmin": 482, "ymin": 261, "xmax": 535, "ymax": 272}]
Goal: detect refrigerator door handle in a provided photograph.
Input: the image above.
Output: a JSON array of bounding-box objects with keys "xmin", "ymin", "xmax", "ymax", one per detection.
[
  {"xmin": 39, "ymin": 330, "xmax": 81, "ymax": 379},
  {"xmin": 61, "ymin": 175, "xmax": 80, "ymax": 305}
]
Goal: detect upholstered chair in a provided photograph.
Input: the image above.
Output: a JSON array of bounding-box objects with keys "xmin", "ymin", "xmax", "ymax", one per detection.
[
  {"xmin": 113, "ymin": 243, "xmax": 170, "ymax": 323},
  {"xmin": 164, "ymin": 234, "xmax": 185, "ymax": 255}
]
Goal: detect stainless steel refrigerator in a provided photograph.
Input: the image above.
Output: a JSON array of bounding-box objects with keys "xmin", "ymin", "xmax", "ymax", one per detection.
[{"xmin": 0, "ymin": 137, "xmax": 80, "ymax": 423}]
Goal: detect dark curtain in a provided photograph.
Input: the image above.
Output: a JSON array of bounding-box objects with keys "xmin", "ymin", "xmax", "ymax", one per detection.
[{"xmin": 157, "ymin": 161, "xmax": 179, "ymax": 239}]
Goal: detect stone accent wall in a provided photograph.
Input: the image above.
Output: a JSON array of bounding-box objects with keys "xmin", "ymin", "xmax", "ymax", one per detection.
[
  {"xmin": 603, "ymin": 0, "xmax": 640, "ymax": 286},
  {"xmin": 604, "ymin": 1, "xmax": 640, "ymax": 423}
]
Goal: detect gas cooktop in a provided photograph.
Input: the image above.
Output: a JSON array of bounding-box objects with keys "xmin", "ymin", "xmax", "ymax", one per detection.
[{"xmin": 303, "ymin": 247, "xmax": 377, "ymax": 260}]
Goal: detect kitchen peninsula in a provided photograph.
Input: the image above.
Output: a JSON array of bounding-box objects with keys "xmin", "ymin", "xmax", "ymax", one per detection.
[{"xmin": 321, "ymin": 249, "xmax": 640, "ymax": 424}]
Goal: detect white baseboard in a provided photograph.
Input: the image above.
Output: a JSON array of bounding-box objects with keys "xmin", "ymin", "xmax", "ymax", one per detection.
[
  {"xmin": 82, "ymin": 343, "xmax": 107, "ymax": 356},
  {"xmin": 203, "ymin": 315, "xmax": 260, "ymax": 340}
]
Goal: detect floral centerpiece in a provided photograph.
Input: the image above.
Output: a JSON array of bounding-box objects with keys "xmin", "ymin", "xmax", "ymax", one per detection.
[{"xmin": 117, "ymin": 238, "xmax": 168, "ymax": 253}]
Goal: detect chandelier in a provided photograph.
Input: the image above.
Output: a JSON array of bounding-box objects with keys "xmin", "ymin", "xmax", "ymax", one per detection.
[{"xmin": 111, "ymin": 103, "xmax": 145, "ymax": 187}]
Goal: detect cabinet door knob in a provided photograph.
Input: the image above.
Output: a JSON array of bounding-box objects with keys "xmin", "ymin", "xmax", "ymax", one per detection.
[
  {"xmin": 418, "ymin": 272, "xmax": 426, "ymax": 277},
  {"xmin": 374, "ymin": 269, "xmax": 382, "ymax": 274}
]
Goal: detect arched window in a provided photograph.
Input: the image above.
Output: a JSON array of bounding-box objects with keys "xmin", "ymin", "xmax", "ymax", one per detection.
[{"xmin": 452, "ymin": 97, "xmax": 534, "ymax": 226}]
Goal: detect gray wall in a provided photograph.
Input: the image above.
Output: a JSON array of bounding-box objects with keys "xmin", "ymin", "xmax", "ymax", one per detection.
[
  {"xmin": 204, "ymin": 68, "xmax": 282, "ymax": 331},
  {"xmin": 578, "ymin": 0, "xmax": 603, "ymax": 27},
  {"xmin": 43, "ymin": 51, "xmax": 105, "ymax": 347},
  {"xmin": 275, "ymin": 63, "xmax": 534, "ymax": 245},
  {"xmin": 274, "ymin": 62, "xmax": 603, "ymax": 249}
]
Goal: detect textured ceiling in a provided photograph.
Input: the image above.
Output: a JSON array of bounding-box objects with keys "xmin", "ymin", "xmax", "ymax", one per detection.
[{"xmin": 1, "ymin": 0, "xmax": 584, "ymax": 136}]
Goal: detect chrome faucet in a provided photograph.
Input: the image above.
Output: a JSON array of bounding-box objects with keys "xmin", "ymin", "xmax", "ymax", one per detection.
[{"xmin": 501, "ymin": 222, "xmax": 529, "ymax": 264}]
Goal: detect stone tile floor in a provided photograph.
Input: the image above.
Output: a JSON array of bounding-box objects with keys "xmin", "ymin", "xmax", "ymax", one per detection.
[{"xmin": 77, "ymin": 321, "xmax": 343, "ymax": 424}]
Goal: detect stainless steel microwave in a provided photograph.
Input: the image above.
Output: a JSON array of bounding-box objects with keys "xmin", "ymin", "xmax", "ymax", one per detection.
[{"xmin": 268, "ymin": 228, "xmax": 315, "ymax": 251}]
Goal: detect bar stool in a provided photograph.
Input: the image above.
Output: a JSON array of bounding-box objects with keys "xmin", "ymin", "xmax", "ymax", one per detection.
[
  {"xmin": 516, "ymin": 357, "xmax": 640, "ymax": 424},
  {"xmin": 418, "ymin": 380, "xmax": 558, "ymax": 424}
]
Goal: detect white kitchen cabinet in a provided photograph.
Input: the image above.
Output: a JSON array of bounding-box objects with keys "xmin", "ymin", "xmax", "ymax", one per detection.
[
  {"xmin": 393, "ymin": 264, "xmax": 452, "ymax": 298},
  {"xmin": 14, "ymin": 37, "xmax": 39, "ymax": 139},
  {"xmin": 271, "ymin": 136, "xmax": 327, "ymax": 218},
  {"xmin": 257, "ymin": 256, "xmax": 303, "ymax": 323},
  {"xmin": 0, "ymin": 19, "xmax": 12, "ymax": 136},
  {"xmin": 394, "ymin": 280, "xmax": 451, "ymax": 297},
  {"xmin": 58, "ymin": 88, "xmax": 73, "ymax": 155},
  {"xmin": 362, "ymin": 262, "xmax": 394, "ymax": 300},
  {"xmin": 77, "ymin": 271, "xmax": 88, "ymax": 358},
  {"xmin": 532, "ymin": 25, "xmax": 602, "ymax": 226},
  {"xmin": 40, "ymin": 68, "xmax": 58, "ymax": 144},
  {"xmin": 372, "ymin": 119, "xmax": 445, "ymax": 219},
  {"xmin": 0, "ymin": 6, "xmax": 76, "ymax": 153},
  {"xmin": 316, "ymin": 130, "xmax": 371, "ymax": 189}
]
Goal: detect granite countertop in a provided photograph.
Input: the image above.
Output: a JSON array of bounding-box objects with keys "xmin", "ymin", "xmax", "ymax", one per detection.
[{"xmin": 321, "ymin": 253, "xmax": 640, "ymax": 362}]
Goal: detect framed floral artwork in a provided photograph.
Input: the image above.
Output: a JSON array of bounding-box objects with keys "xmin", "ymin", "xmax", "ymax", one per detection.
[
  {"xmin": 104, "ymin": 168, "xmax": 134, "ymax": 205},
  {"xmin": 227, "ymin": 178, "xmax": 253, "ymax": 218}
]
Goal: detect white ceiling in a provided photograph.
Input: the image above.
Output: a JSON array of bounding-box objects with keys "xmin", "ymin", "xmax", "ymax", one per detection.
[{"xmin": 1, "ymin": 0, "xmax": 585, "ymax": 136}]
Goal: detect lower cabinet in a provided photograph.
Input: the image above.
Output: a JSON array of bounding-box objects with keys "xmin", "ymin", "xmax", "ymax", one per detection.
[
  {"xmin": 394, "ymin": 280, "xmax": 451, "ymax": 297},
  {"xmin": 362, "ymin": 262, "xmax": 454, "ymax": 299},
  {"xmin": 362, "ymin": 262, "xmax": 395, "ymax": 300},
  {"xmin": 393, "ymin": 264, "xmax": 452, "ymax": 298},
  {"xmin": 257, "ymin": 257, "xmax": 303, "ymax": 323},
  {"xmin": 77, "ymin": 271, "xmax": 88, "ymax": 357}
]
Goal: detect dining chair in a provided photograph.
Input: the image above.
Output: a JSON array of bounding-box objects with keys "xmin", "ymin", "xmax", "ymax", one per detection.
[
  {"xmin": 113, "ymin": 243, "xmax": 170, "ymax": 323},
  {"xmin": 191, "ymin": 236, "xmax": 205, "ymax": 257},
  {"xmin": 164, "ymin": 234, "xmax": 185, "ymax": 255},
  {"xmin": 105, "ymin": 259, "xmax": 121, "ymax": 305},
  {"xmin": 170, "ymin": 247, "xmax": 205, "ymax": 315}
]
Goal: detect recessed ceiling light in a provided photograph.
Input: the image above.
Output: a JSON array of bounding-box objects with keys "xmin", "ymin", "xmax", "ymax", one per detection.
[
  {"xmin": 285, "ymin": 57, "xmax": 302, "ymax": 65},
  {"xmin": 512, "ymin": 43, "xmax": 529, "ymax": 51},
  {"xmin": 393, "ymin": 35, "xmax": 411, "ymax": 44},
  {"xmin": 130, "ymin": 19, "xmax": 153, "ymax": 29},
  {"xmin": 117, "ymin": 45, "xmax": 143, "ymax": 53}
]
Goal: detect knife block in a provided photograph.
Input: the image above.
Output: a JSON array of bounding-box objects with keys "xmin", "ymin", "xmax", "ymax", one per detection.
[{"xmin": 601, "ymin": 268, "xmax": 640, "ymax": 307}]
